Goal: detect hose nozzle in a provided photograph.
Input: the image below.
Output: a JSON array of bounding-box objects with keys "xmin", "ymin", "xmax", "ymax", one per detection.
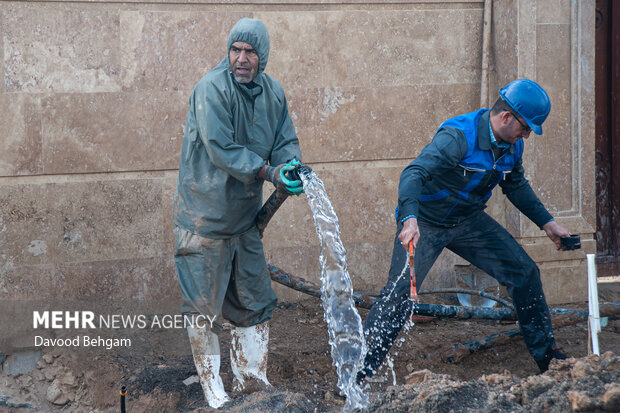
[{"xmin": 285, "ymin": 161, "xmax": 312, "ymax": 182}]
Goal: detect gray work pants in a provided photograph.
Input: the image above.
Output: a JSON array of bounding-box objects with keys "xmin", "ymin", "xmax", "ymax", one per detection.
[
  {"xmin": 174, "ymin": 225, "xmax": 277, "ymax": 334},
  {"xmin": 359, "ymin": 211, "xmax": 556, "ymax": 378}
]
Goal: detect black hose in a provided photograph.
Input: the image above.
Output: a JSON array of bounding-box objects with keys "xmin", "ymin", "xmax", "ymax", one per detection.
[{"xmin": 256, "ymin": 189, "xmax": 289, "ymax": 238}]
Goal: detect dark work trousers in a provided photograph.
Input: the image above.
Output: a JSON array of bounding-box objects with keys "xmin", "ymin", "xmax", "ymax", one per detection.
[{"xmin": 359, "ymin": 211, "xmax": 556, "ymax": 379}]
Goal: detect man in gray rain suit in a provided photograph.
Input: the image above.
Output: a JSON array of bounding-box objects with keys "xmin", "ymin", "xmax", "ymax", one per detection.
[{"xmin": 172, "ymin": 18, "xmax": 303, "ymax": 408}]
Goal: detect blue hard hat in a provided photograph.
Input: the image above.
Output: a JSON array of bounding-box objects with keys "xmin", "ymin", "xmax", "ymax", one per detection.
[{"xmin": 498, "ymin": 79, "xmax": 551, "ymax": 135}]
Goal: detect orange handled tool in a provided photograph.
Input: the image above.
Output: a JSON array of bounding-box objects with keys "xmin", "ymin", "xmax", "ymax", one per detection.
[{"xmin": 408, "ymin": 240, "xmax": 417, "ymax": 301}]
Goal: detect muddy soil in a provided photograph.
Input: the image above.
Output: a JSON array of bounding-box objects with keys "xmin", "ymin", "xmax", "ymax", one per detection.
[{"xmin": 1, "ymin": 283, "xmax": 619, "ymax": 412}]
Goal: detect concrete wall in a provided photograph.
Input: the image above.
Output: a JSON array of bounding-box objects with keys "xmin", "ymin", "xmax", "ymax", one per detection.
[{"xmin": 0, "ymin": 0, "xmax": 595, "ymax": 328}]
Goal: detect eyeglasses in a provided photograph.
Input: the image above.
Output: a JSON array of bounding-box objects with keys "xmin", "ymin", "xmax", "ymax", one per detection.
[{"xmin": 511, "ymin": 113, "xmax": 531, "ymax": 133}]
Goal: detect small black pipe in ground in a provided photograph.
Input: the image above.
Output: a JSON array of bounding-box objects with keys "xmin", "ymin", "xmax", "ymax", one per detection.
[{"xmin": 120, "ymin": 385, "xmax": 127, "ymax": 413}]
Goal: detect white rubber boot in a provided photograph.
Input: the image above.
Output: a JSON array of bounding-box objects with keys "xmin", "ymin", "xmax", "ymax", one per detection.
[
  {"xmin": 187, "ymin": 325, "xmax": 230, "ymax": 409},
  {"xmin": 230, "ymin": 322, "xmax": 271, "ymax": 393}
]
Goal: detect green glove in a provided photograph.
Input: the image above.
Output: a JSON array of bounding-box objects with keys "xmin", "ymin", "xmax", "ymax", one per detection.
[{"xmin": 266, "ymin": 159, "xmax": 303, "ymax": 195}]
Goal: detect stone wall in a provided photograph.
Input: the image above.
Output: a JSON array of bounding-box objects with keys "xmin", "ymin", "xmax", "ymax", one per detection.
[{"xmin": 0, "ymin": 0, "xmax": 595, "ymax": 328}]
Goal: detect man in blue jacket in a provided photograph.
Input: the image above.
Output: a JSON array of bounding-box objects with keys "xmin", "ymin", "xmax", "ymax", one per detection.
[
  {"xmin": 358, "ymin": 79, "xmax": 570, "ymax": 383},
  {"xmin": 172, "ymin": 18, "xmax": 303, "ymax": 408}
]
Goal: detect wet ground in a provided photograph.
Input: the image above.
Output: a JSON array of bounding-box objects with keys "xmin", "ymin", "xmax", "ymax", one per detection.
[{"xmin": 1, "ymin": 283, "xmax": 619, "ymax": 412}]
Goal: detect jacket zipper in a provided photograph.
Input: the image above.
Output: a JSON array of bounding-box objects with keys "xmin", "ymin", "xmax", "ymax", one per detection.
[
  {"xmin": 493, "ymin": 150, "xmax": 512, "ymax": 180},
  {"xmin": 458, "ymin": 164, "xmax": 486, "ymax": 176}
]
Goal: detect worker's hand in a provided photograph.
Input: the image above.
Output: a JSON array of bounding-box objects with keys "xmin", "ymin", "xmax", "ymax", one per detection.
[
  {"xmin": 398, "ymin": 217, "xmax": 420, "ymax": 250},
  {"xmin": 265, "ymin": 160, "xmax": 303, "ymax": 195},
  {"xmin": 542, "ymin": 220, "xmax": 571, "ymax": 250}
]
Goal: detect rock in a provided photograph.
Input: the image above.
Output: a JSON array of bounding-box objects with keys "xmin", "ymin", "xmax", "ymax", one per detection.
[
  {"xmin": 522, "ymin": 375, "xmax": 555, "ymax": 398},
  {"xmin": 46, "ymin": 380, "xmax": 69, "ymax": 406},
  {"xmin": 601, "ymin": 356, "xmax": 620, "ymax": 371},
  {"xmin": 482, "ymin": 370, "xmax": 513, "ymax": 386},
  {"xmin": 46, "ymin": 373, "xmax": 78, "ymax": 406},
  {"xmin": 324, "ymin": 390, "xmax": 345, "ymax": 406},
  {"xmin": 481, "ymin": 374, "xmax": 502, "ymax": 385},
  {"xmin": 572, "ymin": 360, "xmax": 595, "ymax": 378},
  {"xmin": 568, "ymin": 390, "xmax": 601, "ymax": 412},
  {"xmin": 2, "ymin": 350, "xmax": 41, "ymax": 375},
  {"xmin": 405, "ymin": 369, "xmax": 433, "ymax": 385},
  {"xmin": 183, "ymin": 375, "xmax": 199, "ymax": 386},
  {"xmin": 549, "ymin": 356, "xmax": 573, "ymax": 372},
  {"xmin": 508, "ymin": 384, "xmax": 523, "ymax": 404},
  {"xmin": 503, "ymin": 391, "xmax": 519, "ymax": 405},
  {"xmin": 32, "ymin": 369, "xmax": 45, "ymax": 381},
  {"xmin": 0, "ymin": 395, "xmax": 37, "ymax": 410},
  {"xmin": 601, "ymin": 384, "xmax": 620, "ymax": 411},
  {"xmin": 60, "ymin": 371, "xmax": 77, "ymax": 387},
  {"xmin": 16, "ymin": 375, "xmax": 33, "ymax": 387},
  {"xmin": 43, "ymin": 366, "xmax": 61, "ymax": 381}
]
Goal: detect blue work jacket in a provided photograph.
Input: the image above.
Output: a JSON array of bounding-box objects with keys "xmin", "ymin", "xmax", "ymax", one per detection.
[{"xmin": 398, "ymin": 109, "xmax": 553, "ymax": 228}]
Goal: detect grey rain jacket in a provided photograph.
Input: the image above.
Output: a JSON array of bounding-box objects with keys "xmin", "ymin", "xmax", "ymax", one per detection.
[{"xmin": 173, "ymin": 18, "xmax": 302, "ymax": 238}]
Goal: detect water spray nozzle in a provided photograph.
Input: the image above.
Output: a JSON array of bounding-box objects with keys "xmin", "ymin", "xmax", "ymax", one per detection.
[{"xmin": 285, "ymin": 161, "xmax": 312, "ymax": 182}]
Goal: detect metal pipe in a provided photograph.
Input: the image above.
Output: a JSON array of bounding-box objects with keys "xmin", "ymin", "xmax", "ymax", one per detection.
[
  {"xmin": 480, "ymin": 0, "xmax": 493, "ymax": 107},
  {"xmin": 268, "ymin": 263, "xmax": 620, "ymax": 322},
  {"xmin": 268, "ymin": 263, "xmax": 514, "ymax": 311},
  {"xmin": 412, "ymin": 302, "xmax": 516, "ymax": 321},
  {"xmin": 442, "ymin": 303, "xmax": 620, "ymax": 363},
  {"xmin": 120, "ymin": 385, "xmax": 127, "ymax": 413},
  {"xmin": 418, "ymin": 288, "xmax": 514, "ymax": 310},
  {"xmin": 268, "ymin": 263, "xmax": 515, "ymax": 319},
  {"xmin": 587, "ymin": 254, "xmax": 601, "ymax": 355}
]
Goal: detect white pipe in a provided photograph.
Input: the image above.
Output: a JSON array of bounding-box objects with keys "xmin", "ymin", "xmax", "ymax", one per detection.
[
  {"xmin": 480, "ymin": 0, "xmax": 492, "ymax": 108},
  {"xmin": 586, "ymin": 254, "xmax": 600, "ymax": 355}
]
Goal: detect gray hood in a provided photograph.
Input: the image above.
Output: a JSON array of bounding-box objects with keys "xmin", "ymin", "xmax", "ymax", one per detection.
[{"xmin": 227, "ymin": 18, "xmax": 270, "ymax": 73}]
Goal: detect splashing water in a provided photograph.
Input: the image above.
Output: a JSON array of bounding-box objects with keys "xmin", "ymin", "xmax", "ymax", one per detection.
[
  {"xmin": 385, "ymin": 354, "xmax": 397, "ymax": 386},
  {"xmin": 300, "ymin": 169, "xmax": 368, "ymax": 410},
  {"xmin": 368, "ymin": 256, "xmax": 416, "ymax": 383}
]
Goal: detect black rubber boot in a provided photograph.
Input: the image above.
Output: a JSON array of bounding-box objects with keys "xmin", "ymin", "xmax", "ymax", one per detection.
[
  {"xmin": 537, "ymin": 347, "xmax": 568, "ymax": 373},
  {"xmin": 356, "ymin": 367, "xmax": 373, "ymax": 385}
]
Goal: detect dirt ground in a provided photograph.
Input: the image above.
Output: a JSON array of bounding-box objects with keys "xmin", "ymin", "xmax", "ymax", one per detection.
[{"xmin": 1, "ymin": 283, "xmax": 619, "ymax": 412}]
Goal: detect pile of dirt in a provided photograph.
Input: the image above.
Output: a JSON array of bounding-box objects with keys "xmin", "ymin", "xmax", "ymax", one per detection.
[
  {"xmin": 1, "ymin": 288, "xmax": 619, "ymax": 412},
  {"xmin": 364, "ymin": 354, "xmax": 620, "ymax": 412}
]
